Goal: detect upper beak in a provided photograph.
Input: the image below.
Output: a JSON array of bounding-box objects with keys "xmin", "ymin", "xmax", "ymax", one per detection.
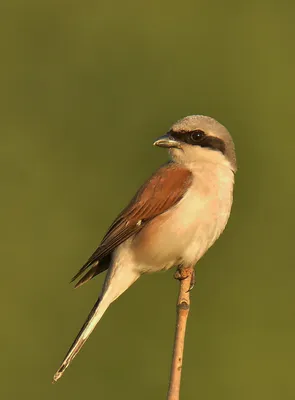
[{"xmin": 153, "ymin": 134, "xmax": 181, "ymax": 149}]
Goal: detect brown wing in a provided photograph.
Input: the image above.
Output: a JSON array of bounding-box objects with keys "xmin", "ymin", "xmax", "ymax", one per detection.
[{"xmin": 72, "ymin": 163, "xmax": 193, "ymax": 287}]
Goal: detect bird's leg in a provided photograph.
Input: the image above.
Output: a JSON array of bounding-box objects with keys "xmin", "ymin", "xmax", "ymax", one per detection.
[{"xmin": 174, "ymin": 265, "xmax": 195, "ymax": 291}]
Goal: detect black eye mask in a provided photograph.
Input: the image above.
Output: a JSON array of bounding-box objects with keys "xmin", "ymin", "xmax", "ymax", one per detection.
[{"xmin": 169, "ymin": 130, "xmax": 226, "ymax": 154}]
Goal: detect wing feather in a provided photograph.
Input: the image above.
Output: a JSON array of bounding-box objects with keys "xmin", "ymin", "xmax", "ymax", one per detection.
[{"xmin": 72, "ymin": 163, "xmax": 192, "ymax": 286}]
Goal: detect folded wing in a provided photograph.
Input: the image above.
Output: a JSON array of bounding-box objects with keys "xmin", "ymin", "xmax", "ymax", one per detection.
[{"xmin": 72, "ymin": 163, "xmax": 193, "ymax": 287}]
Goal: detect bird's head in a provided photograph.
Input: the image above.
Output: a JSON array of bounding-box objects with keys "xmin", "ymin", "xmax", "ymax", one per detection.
[{"xmin": 154, "ymin": 115, "xmax": 237, "ymax": 172}]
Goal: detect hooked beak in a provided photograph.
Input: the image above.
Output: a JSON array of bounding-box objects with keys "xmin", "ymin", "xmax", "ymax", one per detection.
[{"xmin": 153, "ymin": 134, "xmax": 181, "ymax": 149}]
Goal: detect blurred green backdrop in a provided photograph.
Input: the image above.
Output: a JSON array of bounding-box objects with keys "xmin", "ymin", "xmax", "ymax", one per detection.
[{"xmin": 1, "ymin": 1, "xmax": 295, "ymax": 399}]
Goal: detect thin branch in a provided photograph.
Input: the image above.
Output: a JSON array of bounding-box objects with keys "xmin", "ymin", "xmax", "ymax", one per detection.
[{"xmin": 167, "ymin": 267, "xmax": 193, "ymax": 400}]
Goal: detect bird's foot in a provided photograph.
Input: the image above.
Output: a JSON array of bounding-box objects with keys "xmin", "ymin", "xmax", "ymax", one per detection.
[{"xmin": 174, "ymin": 267, "xmax": 195, "ymax": 292}]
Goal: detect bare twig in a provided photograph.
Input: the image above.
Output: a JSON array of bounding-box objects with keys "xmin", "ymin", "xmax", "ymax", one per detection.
[{"xmin": 167, "ymin": 267, "xmax": 193, "ymax": 400}]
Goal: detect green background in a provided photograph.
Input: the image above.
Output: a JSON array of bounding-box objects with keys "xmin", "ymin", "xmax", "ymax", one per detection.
[{"xmin": 1, "ymin": 1, "xmax": 295, "ymax": 399}]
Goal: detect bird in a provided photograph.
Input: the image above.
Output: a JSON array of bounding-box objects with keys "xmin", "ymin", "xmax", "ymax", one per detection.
[{"xmin": 53, "ymin": 115, "xmax": 237, "ymax": 383}]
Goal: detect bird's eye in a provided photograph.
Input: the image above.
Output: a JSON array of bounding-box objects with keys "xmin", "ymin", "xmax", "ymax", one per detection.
[{"xmin": 190, "ymin": 130, "xmax": 205, "ymax": 142}]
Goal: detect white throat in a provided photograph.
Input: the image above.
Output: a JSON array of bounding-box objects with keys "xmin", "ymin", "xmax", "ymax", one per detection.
[{"xmin": 169, "ymin": 146, "xmax": 233, "ymax": 172}]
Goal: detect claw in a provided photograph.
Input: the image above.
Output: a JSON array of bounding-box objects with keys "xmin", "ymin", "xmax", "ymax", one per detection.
[
  {"xmin": 174, "ymin": 270, "xmax": 183, "ymax": 281},
  {"xmin": 186, "ymin": 269, "xmax": 196, "ymax": 292}
]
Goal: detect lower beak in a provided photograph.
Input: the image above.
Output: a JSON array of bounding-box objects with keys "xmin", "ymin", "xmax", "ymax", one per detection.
[{"xmin": 153, "ymin": 134, "xmax": 181, "ymax": 149}]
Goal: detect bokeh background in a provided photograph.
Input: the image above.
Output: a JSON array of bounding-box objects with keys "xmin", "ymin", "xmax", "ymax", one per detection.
[{"xmin": 1, "ymin": 1, "xmax": 295, "ymax": 399}]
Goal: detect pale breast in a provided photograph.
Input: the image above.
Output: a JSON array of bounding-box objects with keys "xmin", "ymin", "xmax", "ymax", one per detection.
[
  {"xmin": 131, "ymin": 163, "xmax": 234, "ymax": 272},
  {"xmin": 182, "ymin": 165, "xmax": 234, "ymax": 264}
]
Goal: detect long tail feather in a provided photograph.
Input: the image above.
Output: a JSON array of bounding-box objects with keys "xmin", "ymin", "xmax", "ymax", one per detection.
[
  {"xmin": 53, "ymin": 263, "xmax": 140, "ymax": 382},
  {"xmin": 52, "ymin": 295, "xmax": 108, "ymax": 383}
]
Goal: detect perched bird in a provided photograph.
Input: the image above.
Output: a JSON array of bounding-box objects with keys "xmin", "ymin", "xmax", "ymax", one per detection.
[{"xmin": 53, "ymin": 115, "xmax": 237, "ymax": 382}]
